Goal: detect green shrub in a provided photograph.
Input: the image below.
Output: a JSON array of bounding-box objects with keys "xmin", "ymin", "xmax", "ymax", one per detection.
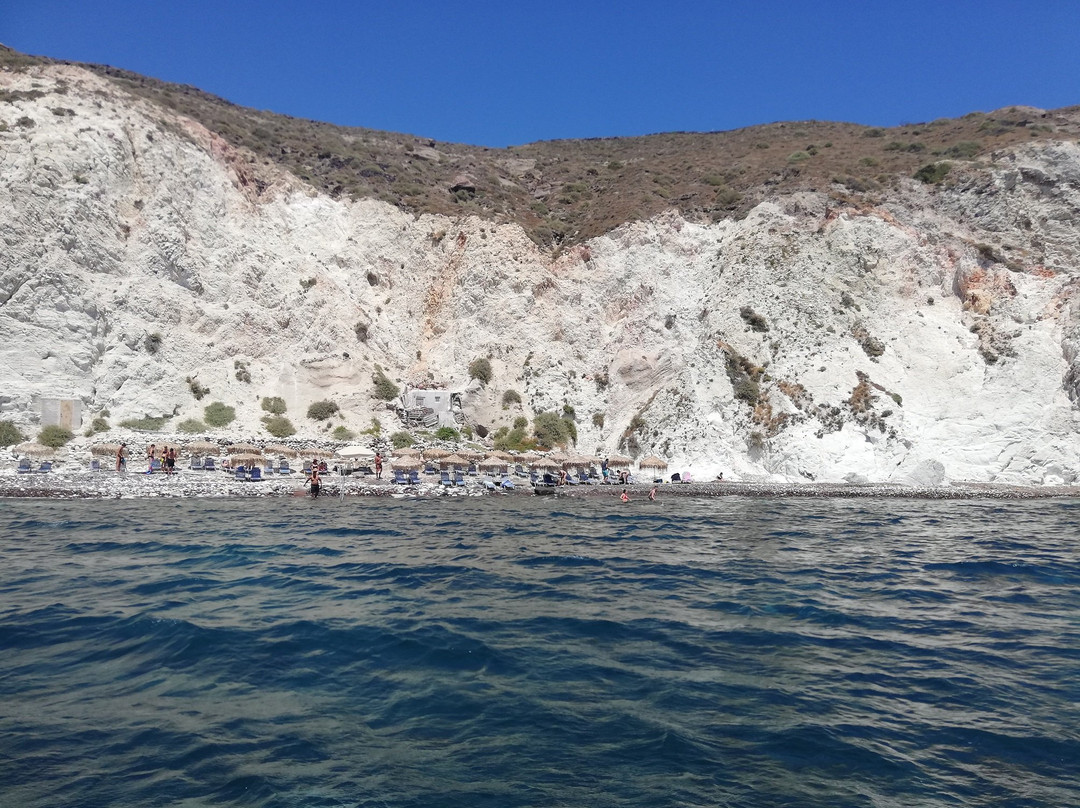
[
  {"xmin": 592, "ymin": 412, "xmax": 605, "ymax": 428},
  {"xmin": 533, "ymin": 411, "xmax": 576, "ymax": 448},
  {"xmin": 734, "ymin": 378, "xmax": 760, "ymax": 404},
  {"xmin": 332, "ymin": 425, "xmax": 356, "ymax": 440},
  {"xmin": 513, "ymin": 416, "xmax": 529, "ymax": 430},
  {"xmin": 307, "ymin": 400, "xmax": 339, "ymax": 421},
  {"xmin": 390, "ymin": 431, "xmax": 415, "ymax": 448},
  {"xmin": 435, "ymin": 426, "xmax": 460, "ymax": 441},
  {"xmin": 787, "ymin": 150, "xmax": 810, "ymax": 163},
  {"xmin": 468, "ymin": 357, "xmax": 493, "ymax": 384},
  {"xmin": 373, "ymin": 370, "xmax": 400, "ymax": 400},
  {"xmin": 943, "ymin": 141, "xmax": 980, "ymax": 159},
  {"xmin": 740, "ymin": 306, "xmax": 769, "ymax": 332},
  {"xmin": 203, "ymin": 401, "xmax": 236, "ymax": 428},
  {"xmin": 262, "ymin": 415, "xmax": 296, "ymax": 438},
  {"xmin": 234, "ymin": 360, "xmax": 251, "ymax": 383},
  {"xmin": 914, "ymin": 162, "xmax": 952, "ymax": 184},
  {"xmin": 144, "ymin": 332, "xmax": 162, "ymax": 354},
  {"xmin": 261, "ymin": 396, "xmax": 287, "ymax": 415},
  {"xmin": 84, "ymin": 416, "xmax": 109, "ymax": 436},
  {"xmin": 187, "ymin": 376, "xmax": 210, "ymax": 400},
  {"xmin": 0, "ymin": 420, "xmax": 26, "ymax": 447},
  {"xmin": 177, "ymin": 418, "xmax": 207, "ymax": 434},
  {"xmin": 502, "ymin": 389, "xmax": 522, "ymax": 407},
  {"xmin": 119, "ymin": 415, "xmax": 170, "ymax": 431},
  {"xmin": 38, "ymin": 425, "xmax": 74, "ymax": 448},
  {"xmin": 562, "ymin": 404, "xmax": 576, "ymax": 419}
]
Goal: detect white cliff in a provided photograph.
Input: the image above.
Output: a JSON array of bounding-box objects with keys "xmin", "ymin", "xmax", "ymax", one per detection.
[{"xmin": 3, "ymin": 63, "xmax": 1080, "ymax": 485}]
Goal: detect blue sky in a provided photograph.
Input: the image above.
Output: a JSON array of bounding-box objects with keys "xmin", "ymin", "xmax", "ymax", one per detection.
[{"xmin": 4, "ymin": 0, "xmax": 1079, "ymax": 147}]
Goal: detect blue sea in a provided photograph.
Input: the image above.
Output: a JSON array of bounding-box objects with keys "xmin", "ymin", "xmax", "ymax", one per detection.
[{"xmin": 1, "ymin": 496, "xmax": 1078, "ymax": 807}]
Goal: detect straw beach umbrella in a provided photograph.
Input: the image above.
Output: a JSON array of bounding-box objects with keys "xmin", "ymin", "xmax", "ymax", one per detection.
[
  {"xmin": 226, "ymin": 443, "xmax": 260, "ymax": 454},
  {"xmin": 486, "ymin": 450, "xmax": 514, "ymax": 462},
  {"xmin": 185, "ymin": 440, "xmax": 219, "ymax": 455},
  {"xmin": 424, "ymin": 448, "xmax": 451, "ymax": 460},
  {"xmin": 440, "ymin": 453, "xmax": 468, "ymax": 469},
  {"xmin": 265, "ymin": 444, "xmax": 298, "ymax": 458},
  {"xmin": 16, "ymin": 442, "xmax": 55, "ymax": 457},
  {"xmin": 458, "ymin": 448, "xmax": 485, "ymax": 461},
  {"xmin": 638, "ymin": 455, "xmax": 669, "ymax": 471},
  {"xmin": 606, "ymin": 454, "xmax": 633, "ymax": 467},
  {"xmin": 479, "ymin": 457, "xmax": 508, "ymax": 473},
  {"xmin": 393, "ymin": 447, "xmax": 422, "ymax": 457},
  {"xmin": 91, "ymin": 443, "xmax": 125, "ymax": 457},
  {"xmin": 391, "ymin": 457, "xmax": 422, "ymax": 471},
  {"xmin": 532, "ymin": 457, "xmax": 559, "ymax": 471}
]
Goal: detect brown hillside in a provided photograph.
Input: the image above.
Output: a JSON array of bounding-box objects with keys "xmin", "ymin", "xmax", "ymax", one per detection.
[{"xmin": 3, "ymin": 44, "xmax": 1079, "ymax": 247}]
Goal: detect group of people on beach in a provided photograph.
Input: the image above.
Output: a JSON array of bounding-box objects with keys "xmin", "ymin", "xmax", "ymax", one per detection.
[{"xmin": 143, "ymin": 444, "xmax": 177, "ymax": 475}]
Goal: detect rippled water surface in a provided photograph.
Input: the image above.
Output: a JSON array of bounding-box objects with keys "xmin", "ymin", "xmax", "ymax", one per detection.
[{"xmin": 2, "ymin": 496, "xmax": 1079, "ymax": 807}]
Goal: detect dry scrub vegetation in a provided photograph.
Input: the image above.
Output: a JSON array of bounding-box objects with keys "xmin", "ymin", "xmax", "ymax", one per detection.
[{"xmin": 4, "ymin": 45, "xmax": 1079, "ymax": 248}]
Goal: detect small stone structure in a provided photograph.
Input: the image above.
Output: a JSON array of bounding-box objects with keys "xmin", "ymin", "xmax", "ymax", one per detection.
[{"xmin": 41, "ymin": 397, "xmax": 82, "ymax": 431}]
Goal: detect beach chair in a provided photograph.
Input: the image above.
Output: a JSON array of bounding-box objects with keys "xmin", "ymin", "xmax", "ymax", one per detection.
[
  {"xmin": 37, "ymin": 461, "xmax": 53, "ymax": 473},
  {"xmin": 454, "ymin": 471, "xmax": 466, "ymax": 486},
  {"xmin": 249, "ymin": 467, "xmax": 264, "ymax": 482},
  {"xmin": 467, "ymin": 463, "xmax": 478, "ymax": 476},
  {"xmin": 408, "ymin": 470, "xmax": 421, "ymax": 484},
  {"xmin": 302, "ymin": 461, "xmax": 313, "ymax": 475},
  {"xmin": 16, "ymin": 458, "xmax": 32, "ymax": 473},
  {"xmin": 500, "ymin": 476, "xmax": 515, "ymax": 490},
  {"xmin": 439, "ymin": 470, "xmax": 453, "ymax": 487},
  {"xmin": 424, "ymin": 462, "xmax": 437, "ymax": 475},
  {"xmin": 203, "ymin": 457, "xmax": 216, "ymax": 472},
  {"xmin": 90, "ymin": 459, "xmax": 102, "ymax": 472},
  {"xmin": 483, "ymin": 479, "xmax": 497, "ymax": 491},
  {"xmin": 577, "ymin": 469, "xmax": 592, "ymax": 485},
  {"xmin": 150, "ymin": 458, "xmax": 162, "ymax": 473},
  {"xmin": 189, "ymin": 456, "xmax": 203, "ymax": 470},
  {"xmin": 358, "ymin": 464, "xmax": 374, "ymax": 476},
  {"xmin": 393, "ymin": 469, "xmax": 409, "ymax": 484},
  {"xmin": 514, "ymin": 463, "xmax": 527, "ymax": 477},
  {"xmin": 529, "ymin": 470, "xmax": 539, "ymax": 484},
  {"xmin": 263, "ymin": 462, "xmax": 274, "ymax": 477},
  {"xmin": 541, "ymin": 472, "xmax": 558, "ymax": 486},
  {"xmin": 234, "ymin": 466, "xmax": 249, "ymax": 481},
  {"xmin": 278, "ymin": 460, "xmax": 292, "ymax": 475}
]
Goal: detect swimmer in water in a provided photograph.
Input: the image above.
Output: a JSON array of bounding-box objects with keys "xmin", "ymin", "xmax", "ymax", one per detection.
[{"xmin": 620, "ymin": 489, "xmax": 629, "ymax": 503}]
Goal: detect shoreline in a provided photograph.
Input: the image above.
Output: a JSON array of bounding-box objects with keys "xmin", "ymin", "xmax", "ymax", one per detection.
[{"xmin": 2, "ymin": 468, "xmax": 1079, "ymax": 501}]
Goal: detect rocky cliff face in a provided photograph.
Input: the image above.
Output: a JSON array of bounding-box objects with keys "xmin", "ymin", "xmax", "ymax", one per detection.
[{"xmin": 3, "ymin": 63, "xmax": 1080, "ymax": 484}]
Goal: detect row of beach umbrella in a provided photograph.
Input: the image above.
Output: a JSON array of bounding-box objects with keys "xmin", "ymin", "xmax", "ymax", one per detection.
[{"xmin": 73, "ymin": 442, "xmax": 669, "ymax": 472}]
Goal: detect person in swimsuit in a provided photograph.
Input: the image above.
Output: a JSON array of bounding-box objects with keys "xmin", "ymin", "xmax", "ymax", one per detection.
[
  {"xmin": 620, "ymin": 489, "xmax": 630, "ymax": 503},
  {"xmin": 116, "ymin": 443, "xmax": 126, "ymax": 472},
  {"xmin": 374, "ymin": 452, "xmax": 383, "ymax": 480},
  {"xmin": 306, "ymin": 467, "xmax": 321, "ymax": 498},
  {"xmin": 166, "ymin": 447, "xmax": 176, "ymax": 476},
  {"xmin": 146, "ymin": 444, "xmax": 156, "ymax": 474}
]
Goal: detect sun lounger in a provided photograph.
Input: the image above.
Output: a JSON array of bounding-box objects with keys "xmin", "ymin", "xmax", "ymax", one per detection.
[
  {"xmin": 501, "ymin": 476, "xmax": 515, "ymax": 490},
  {"xmin": 440, "ymin": 470, "xmax": 453, "ymax": 487},
  {"xmin": 424, "ymin": 462, "xmax": 436, "ymax": 475},
  {"xmin": 454, "ymin": 471, "xmax": 466, "ymax": 486},
  {"xmin": 249, "ymin": 467, "xmax": 264, "ymax": 482},
  {"xmin": 37, "ymin": 461, "xmax": 53, "ymax": 473},
  {"xmin": 278, "ymin": 460, "xmax": 292, "ymax": 474},
  {"xmin": 467, "ymin": 463, "xmax": 478, "ymax": 476},
  {"xmin": 514, "ymin": 464, "xmax": 527, "ymax": 477},
  {"xmin": 393, "ymin": 469, "xmax": 409, "ymax": 484},
  {"xmin": 202, "ymin": 457, "xmax": 215, "ymax": 472},
  {"xmin": 234, "ymin": 467, "xmax": 249, "ymax": 481},
  {"xmin": 188, "ymin": 456, "xmax": 203, "ymax": 470},
  {"xmin": 90, "ymin": 459, "xmax": 102, "ymax": 472},
  {"xmin": 408, "ymin": 470, "xmax": 421, "ymax": 484},
  {"xmin": 302, "ymin": 461, "xmax": 312, "ymax": 475},
  {"xmin": 17, "ymin": 458, "xmax": 32, "ymax": 473}
]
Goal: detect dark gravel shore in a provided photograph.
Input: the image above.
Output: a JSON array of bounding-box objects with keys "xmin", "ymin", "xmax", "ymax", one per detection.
[{"xmin": 2, "ymin": 469, "xmax": 1078, "ymax": 500}]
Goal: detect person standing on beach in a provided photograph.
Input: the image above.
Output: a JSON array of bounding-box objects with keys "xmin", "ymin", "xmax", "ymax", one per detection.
[
  {"xmin": 166, "ymin": 447, "xmax": 176, "ymax": 476},
  {"xmin": 146, "ymin": 444, "xmax": 156, "ymax": 474},
  {"xmin": 374, "ymin": 452, "xmax": 383, "ymax": 480},
  {"xmin": 116, "ymin": 443, "xmax": 126, "ymax": 472}
]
